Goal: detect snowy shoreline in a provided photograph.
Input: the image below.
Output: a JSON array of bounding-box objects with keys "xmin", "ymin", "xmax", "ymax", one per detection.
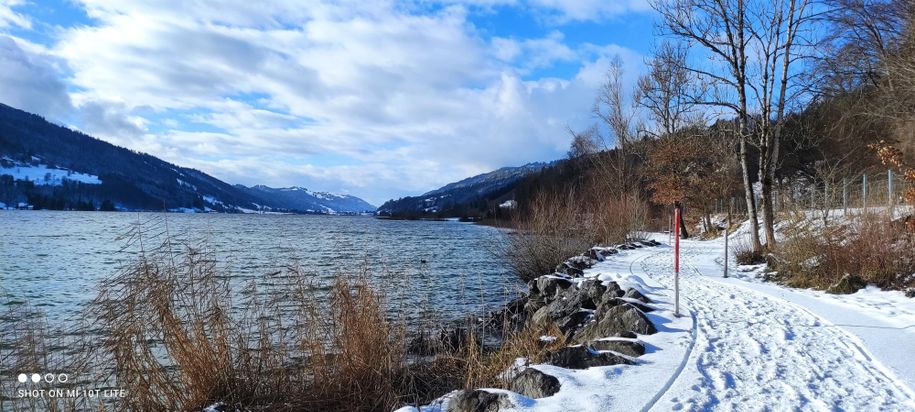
[{"xmin": 402, "ymin": 227, "xmax": 915, "ymax": 411}]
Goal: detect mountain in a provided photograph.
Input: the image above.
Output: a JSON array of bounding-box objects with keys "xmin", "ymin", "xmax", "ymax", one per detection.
[
  {"xmin": 237, "ymin": 185, "xmax": 375, "ymax": 213},
  {"xmin": 377, "ymin": 162, "xmax": 551, "ymax": 218},
  {"xmin": 0, "ymin": 102, "xmax": 372, "ymax": 213}
]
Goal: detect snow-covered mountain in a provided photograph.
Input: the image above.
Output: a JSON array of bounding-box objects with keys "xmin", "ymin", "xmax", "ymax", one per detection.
[{"xmin": 237, "ymin": 185, "xmax": 375, "ymax": 213}]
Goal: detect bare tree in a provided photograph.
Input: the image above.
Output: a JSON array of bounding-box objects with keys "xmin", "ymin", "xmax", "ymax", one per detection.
[
  {"xmin": 591, "ymin": 56, "xmax": 641, "ymax": 194},
  {"xmin": 594, "ymin": 56, "xmax": 639, "ymax": 149},
  {"xmin": 651, "ymin": 0, "xmax": 813, "ymax": 251},
  {"xmin": 567, "ymin": 125, "xmax": 601, "ymax": 159},
  {"xmin": 638, "ymin": 42, "xmax": 700, "ymax": 136}
]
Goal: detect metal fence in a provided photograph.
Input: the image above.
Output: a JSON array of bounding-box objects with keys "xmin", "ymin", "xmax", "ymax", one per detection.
[{"xmin": 711, "ymin": 169, "xmax": 913, "ymax": 217}]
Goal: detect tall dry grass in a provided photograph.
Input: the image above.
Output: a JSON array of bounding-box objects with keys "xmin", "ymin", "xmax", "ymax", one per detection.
[
  {"xmin": 502, "ymin": 183, "xmax": 648, "ymax": 282},
  {"xmin": 768, "ymin": 212, "xmax": 915, "ymax": 290},
  {"xmin": 502, "ymin": 190, "xmax": 595, "ymax": 282},
  {"xmin": 86, "ymin": 233, "xmax": 440, "ymax": 412}
]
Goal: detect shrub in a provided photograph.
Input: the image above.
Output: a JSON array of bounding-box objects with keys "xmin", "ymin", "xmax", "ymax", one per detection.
[
  {"xmin": 502, "ymin": 189, "xmax": 595, "ymax": 282},
  {"xmin": 768, "ymin": 214, "xmax": 915, "ymax": 291},
  {"xmin": 734, "ymin": 235, "xmax": 766, "ymax": 265}
]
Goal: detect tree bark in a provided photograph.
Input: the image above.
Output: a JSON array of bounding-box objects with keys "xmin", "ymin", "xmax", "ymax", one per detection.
[
  {"xmin": 739, "ymin": 136, "xmax": 762, "ymax": 251},
  {"xmin": 675, "ymin": 201, "xmax": 690, "ymax": 239}
]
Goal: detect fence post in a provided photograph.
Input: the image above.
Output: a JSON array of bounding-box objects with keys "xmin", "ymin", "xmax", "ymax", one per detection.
[
  {"xmin": 674, "ymin": 207, "xmax": 681, "ymax": 318},
  {"xmin": 810, "ymin": 184, "xmax": 816, "ymax": 209},
  {"xmin": 888, "ymin": 169, "xmax": 894, "ymax": 217},
  {"xmin": 724, "ymin": 198, "xmax": 732, "ymax": 278},
  {"xmin": 863, "ymin": 173, "xmax": 868, "ymax": 214},
  {"xmin": 843, "ymin": 177, "xmax": 848, "ymax": 216}
]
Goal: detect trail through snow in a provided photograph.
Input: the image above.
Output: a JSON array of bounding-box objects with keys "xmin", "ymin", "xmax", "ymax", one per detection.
[
  {"xmin": 638, "ymin": 238, "xmax": 915, "ymax": 411},
  {"xmin": 404, "ymin": 236, "xmax": 915, "ymax": 412}
]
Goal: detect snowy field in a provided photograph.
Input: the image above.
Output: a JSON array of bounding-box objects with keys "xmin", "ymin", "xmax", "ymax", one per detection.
[
  {"xmin": 409, "ymin": 231, "xmax": 915, "ymax": 411},
  {"xmin": 0, "ymin": 159, "xmax": 101, "ymax": 185}
]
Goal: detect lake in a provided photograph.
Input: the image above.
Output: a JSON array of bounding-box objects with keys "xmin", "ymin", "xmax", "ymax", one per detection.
[{"xmin": 0, "ymin": 211, "xmax": 522, "ymax": 327}]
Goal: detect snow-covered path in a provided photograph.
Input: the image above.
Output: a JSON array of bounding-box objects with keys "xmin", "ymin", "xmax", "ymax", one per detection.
[{"xmin": 637, "ymin": 239, "xmax": 915, "ymax": 411}]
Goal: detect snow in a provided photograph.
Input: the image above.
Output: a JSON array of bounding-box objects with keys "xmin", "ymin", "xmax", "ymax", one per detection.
[
  {"xmin": 399, "ymin": 230, "xmax": 915, "ymax": 411},
  {"xmin": 644, "ymin": 236, "xmax": 915, "ymax": 410},
  {"xmin": 0, "ymin": 161, "xmax": 101, "ymax": 185},
  {"xmin": 176, "ymin": 178, "xmax": 197, "ymax": 190}
]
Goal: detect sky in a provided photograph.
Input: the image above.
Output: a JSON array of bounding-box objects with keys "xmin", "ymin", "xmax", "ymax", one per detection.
[{"xmin": 0, "ymin": 0, "xmax": 657, "ymax": 205}]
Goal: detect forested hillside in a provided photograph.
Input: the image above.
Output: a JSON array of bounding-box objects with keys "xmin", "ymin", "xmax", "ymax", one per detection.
[{"xmin": 0, "ymin": 103, "xmax": 374, "ymax": 212}]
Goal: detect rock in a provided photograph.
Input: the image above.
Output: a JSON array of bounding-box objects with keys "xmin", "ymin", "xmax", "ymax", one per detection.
[
  {"xmin": 596, "ymin": 298, "xmax": 652, "ymax": 319},
  {"xmin": 555, "ymin": 260, "xmax": 587, "ymax": 276},
  {"xmin": 906, "ymin": 288, "xmax": 915, "ymax": 298},
  {"xmin": 524, "ymin": 296, "xmax": 547, "ymax": 314},
  {"xmin": 510, "ymin": 368, "xmax": 561, "ymax": 399},
  {"xmin": 573, "ymin": 303, "xmax": 657, "ymax": 343},
  {"xmin": 556, "ymin": 310, "xmax": 592, "ymax": 336},
  {"xmin": 613, "ymin": 331, "xmax": 637, "ymax": 339},
  {"xmin": 447, "ymin": 390, "xmax": 514, "ymax": 412},
  {"xmin": 826, "ymin": 274, "xmax": 866, "ymax": 295},
  {"xmin": 588, "ymin": 339, "xmax": 646, "ymax": 357},
  {"xmin": 623, "ymin": 288, "xmax": 651, "ymax": 303},
  {"xmin": 580, "ymin": 279, "xmax": 607, "ymax": 309},
  {"xmin": 547, "ymin": 345, "xmax": 633, "ymax": 369},
  {"xmin": 536, "ymin": 276, "xmax": 573, "ymax": 298},
  {"xmin": 531, "ymin": 293, "xmax": 585, "ymax": 328},
  {"xmin": 588, "ymin": 248, "xmax": 604, "ymax": 261},
  {"xmin": 604, "ymin": 282, "xmax": 625, "ymax": 298},
  {"xmin": 561, "ymin": 265, "xmax": 585, "ymax": 277},
  {"xmin": 593, "ymin": 297, "xmax": 626, "ymax": 320},
  {"xmin": 566, "ymin": 256, "xmax": 595, "ymax": 270}
]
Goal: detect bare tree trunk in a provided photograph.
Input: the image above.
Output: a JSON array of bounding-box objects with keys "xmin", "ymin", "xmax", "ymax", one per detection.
[
  {"xmin": 739, "ymin": 136, "xmax": 762, "ymax": 250},
  {"xmin": 675, "ymin": 201, "xmax": 690, "ymax": 239}
]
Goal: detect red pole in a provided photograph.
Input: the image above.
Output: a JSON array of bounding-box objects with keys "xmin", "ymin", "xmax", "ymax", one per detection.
[{"xmin": 674, "ymin": 207, "xmax": 680, "ymax": 317}]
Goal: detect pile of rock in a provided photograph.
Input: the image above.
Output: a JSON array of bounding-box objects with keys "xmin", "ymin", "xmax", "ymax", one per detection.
[{"xmin": 441, "ymin": 241, "xmax": 663, "ymax": 411}]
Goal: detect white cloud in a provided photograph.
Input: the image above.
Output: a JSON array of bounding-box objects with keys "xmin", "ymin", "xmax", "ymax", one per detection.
[
  {"xmin": 3, "ymin": 0, "xmax": 646, "ymax": 204},
  {"xmin": 0, "ymin": 36, "xmax": 71, "ymax": 120},
  {"xmin": 529, "ymin": 0, "xmax": 652, "ymax": 22},
  {"xmin": 0, "ymin": 0, "xmax": 30, "ymax": 29}
]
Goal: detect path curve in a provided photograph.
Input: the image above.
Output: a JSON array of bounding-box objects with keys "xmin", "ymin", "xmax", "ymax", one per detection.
[{"xmin": 638, "ymin": 242, "xmax": 915, "ymax": 411}]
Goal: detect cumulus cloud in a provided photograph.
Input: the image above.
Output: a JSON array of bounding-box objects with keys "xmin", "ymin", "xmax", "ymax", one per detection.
[{"xmin": 3, "ymin": 0, "xmax": 648, "ymax": 204}]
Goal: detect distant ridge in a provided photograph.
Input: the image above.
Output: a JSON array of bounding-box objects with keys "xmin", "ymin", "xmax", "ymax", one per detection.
[
  {"xmin": 377, "ymin": 162, "xmax": 551, "ymax": 218},
  {"xmin": 0, "ymin": 102, "xmax": 373, "ymax": 213}
]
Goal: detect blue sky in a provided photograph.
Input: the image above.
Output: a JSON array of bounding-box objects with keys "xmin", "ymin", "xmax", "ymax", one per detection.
[{"xmin": 0, "ymin": 0, "xmax": 657, "ymax": 205}]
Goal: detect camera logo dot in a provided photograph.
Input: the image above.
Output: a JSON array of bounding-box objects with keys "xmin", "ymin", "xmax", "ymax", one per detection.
[{"xmin": 16, "ymin": 372, "xmax": 68, "ymax": 384}]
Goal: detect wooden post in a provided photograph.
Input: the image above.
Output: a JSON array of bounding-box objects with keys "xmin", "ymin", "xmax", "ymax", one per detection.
[
  {"xmin": 863, "ymin": 174, "xmax": 868, "ymax": 214},
  {"xmin": 674, "ymin": 207, "xmax": 681, "ymax": 317}
]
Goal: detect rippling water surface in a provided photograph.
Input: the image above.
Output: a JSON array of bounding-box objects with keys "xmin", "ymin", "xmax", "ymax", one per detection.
[{"xmin": 0, "ymin": 211, "xmax": 521, "ymax": 325}]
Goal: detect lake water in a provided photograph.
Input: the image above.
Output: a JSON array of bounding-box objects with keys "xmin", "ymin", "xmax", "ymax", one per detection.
[{"xmin": 0, "ymin": 211, "xmax": 522, "ymax": 326}]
